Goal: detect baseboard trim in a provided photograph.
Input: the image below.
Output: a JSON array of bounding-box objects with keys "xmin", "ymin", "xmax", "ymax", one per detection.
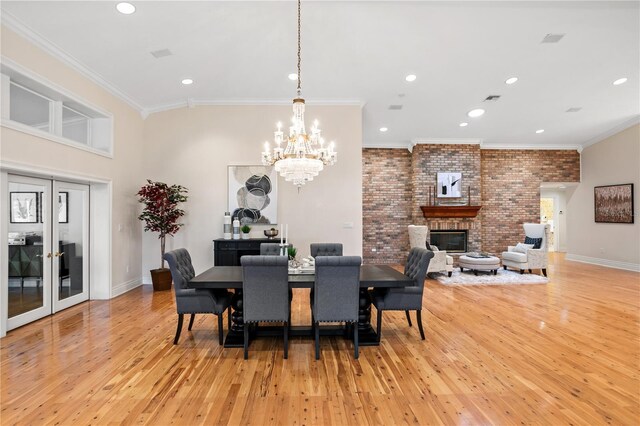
[
  {"xmin": 565, "ymin": 254, "xmax": 640, "ymax": 272},
  {"xmin": 112, "ymin": 278, "xmax": 143, "ymax": 298}
]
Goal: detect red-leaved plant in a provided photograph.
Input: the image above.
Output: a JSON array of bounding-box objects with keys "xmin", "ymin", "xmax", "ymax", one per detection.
[{"xmin": 137, "ymin": 180, "xmax": 188, "ymax": 269}]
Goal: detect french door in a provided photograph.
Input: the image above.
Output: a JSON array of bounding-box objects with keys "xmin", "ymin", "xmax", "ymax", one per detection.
[{"xmin": 5, "ymin": 174, "xmax": 89, "ymax": 331}]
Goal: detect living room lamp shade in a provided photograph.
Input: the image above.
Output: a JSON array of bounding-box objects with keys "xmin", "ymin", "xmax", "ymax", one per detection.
[{"xmin": 261, "ymin": 0, "xmax": 337, "ymax": 188}]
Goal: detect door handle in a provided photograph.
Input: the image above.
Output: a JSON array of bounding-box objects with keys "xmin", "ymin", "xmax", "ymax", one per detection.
[
  {"xmin": 46, "ymin": 253, "xmax": 53, "ymax": 258},
  {"xmin": 54, "ymin": 251, "xmax": 65, "ymax": 257}
]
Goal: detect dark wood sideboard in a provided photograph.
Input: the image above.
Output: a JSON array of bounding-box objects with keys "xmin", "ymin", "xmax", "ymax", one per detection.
[{"xmin": 213, "ymin": 238, "xmax": 279, "ymax": 266}]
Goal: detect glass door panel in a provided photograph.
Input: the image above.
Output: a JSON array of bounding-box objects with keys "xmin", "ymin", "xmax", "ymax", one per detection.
[
  {"xmin": 6, "ymin": 175, "xmax": 52, "ymax": 330},
  {"xmin": 53, "ymin": 181, "xmax": 89, "ymax": 312}
]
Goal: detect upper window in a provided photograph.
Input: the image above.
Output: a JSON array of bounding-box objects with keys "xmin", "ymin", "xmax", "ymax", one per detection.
[{"xmin": 1, "ymin": 62, "xmax": 113, "ymax": 157}]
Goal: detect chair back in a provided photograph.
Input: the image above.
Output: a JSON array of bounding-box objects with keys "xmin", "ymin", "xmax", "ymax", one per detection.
[
  {"xmin": 404, "ymin": 247, "xmax": 434, "ymax": 288},
  {"xmin": 313, "ymin": 256, "xmax": 361, "ymax": 323},
  {"xmin": 408, "ymin": 225, "xmax": 429, "ymax": 249},
  {"xmin": 241, "ymin": 255, "xmax": 289, "ymax": 323},
  {"xmin": 260, "ymin": 243, "xmax": 281, "ymax": 256},
  {"xmin": 164, "ymin": 249, "xmax": 196, "ymax": 295},
  {"xmin": 523, "ymin": 223, "xmax": 550, "ymax": 251},
  {"xmin": 310, "ymin": 243, "xmax": 343, "ymax": 257}
]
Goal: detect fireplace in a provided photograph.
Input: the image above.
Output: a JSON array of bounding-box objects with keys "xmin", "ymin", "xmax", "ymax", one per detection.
[{"xmin": 430, "ymin": 230, "xmax": 468, "ymax": 253}]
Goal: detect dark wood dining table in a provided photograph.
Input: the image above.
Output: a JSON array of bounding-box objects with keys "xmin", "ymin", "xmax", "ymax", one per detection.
[{"xmin": 189, "ymin": 265, "xmax": 413, "ymax": 348}]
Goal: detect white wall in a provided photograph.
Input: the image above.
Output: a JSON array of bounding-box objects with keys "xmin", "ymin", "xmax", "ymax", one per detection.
[
  {"xmin": 0, "ymin": 26, "xmax": 145, "ymax": 293},
  {"xmin": 141, "ymin": 105, "xmax": 363, "ymax": 279},
  {"xmin": 567, "ymin": 124, "xmax": 640, "ymax": 271}
]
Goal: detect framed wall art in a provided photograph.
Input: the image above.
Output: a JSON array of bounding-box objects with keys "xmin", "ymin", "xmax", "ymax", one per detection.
[
  {"xmin": 228, "ymin": 165, "xmax": 277, "ymax": 224},
  {"xmin": 594, "ymin": 183, "xmax": 634, "ymax": 224},
  {"xmin": 10, "ymin": 192, "xmax": 38, "ymax": 223},
  {"xmin": 437, "ymin": 172, "xmax": 462, "ymax": 198}
]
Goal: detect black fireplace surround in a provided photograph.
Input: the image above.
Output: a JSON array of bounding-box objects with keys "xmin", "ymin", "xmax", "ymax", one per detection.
[{"xmin": 430, "ymin": 230, "xmax": 468, "ymax": 253}]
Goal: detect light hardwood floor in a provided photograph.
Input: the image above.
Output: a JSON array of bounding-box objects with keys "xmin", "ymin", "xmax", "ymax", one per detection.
[{"xmin": 1, "ymin": 254, "xmax": 638, "ymax": 425}]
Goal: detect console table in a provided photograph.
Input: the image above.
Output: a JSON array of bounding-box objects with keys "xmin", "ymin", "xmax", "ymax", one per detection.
[{"xmin": 213, "ymin": 238, "xmax": 277, "ymax": 266}]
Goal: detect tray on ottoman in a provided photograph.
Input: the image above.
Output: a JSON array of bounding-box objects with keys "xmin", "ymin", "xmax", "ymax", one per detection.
[{"xmin": 459, "ymin": 254, "xmax": 501, "ymax": 276}]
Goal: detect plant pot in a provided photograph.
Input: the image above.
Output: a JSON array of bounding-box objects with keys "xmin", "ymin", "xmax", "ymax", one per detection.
[
  {"xmin": 150, "ymin": 268, "xmax": 172, "ymax": 291},
  {"xmin": 241, "ymin": 233, "xmax": 250, "ymax": 239}
]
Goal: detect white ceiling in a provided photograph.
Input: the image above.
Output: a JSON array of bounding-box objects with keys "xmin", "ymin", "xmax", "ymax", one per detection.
[{"xmin": 1, "ymin": 1, "xmax": 639, "ymax": 149}]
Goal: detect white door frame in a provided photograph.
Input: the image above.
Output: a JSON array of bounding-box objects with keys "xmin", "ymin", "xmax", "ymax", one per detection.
[{"xmin": 0, "ymin": 160, "xmax": 112, "ymax": 337}]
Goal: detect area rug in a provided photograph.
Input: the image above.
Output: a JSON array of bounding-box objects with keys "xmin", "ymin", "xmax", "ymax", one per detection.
[{"xmin": 435, "ymin": 268, "xmax": 548, "ymax": 286}]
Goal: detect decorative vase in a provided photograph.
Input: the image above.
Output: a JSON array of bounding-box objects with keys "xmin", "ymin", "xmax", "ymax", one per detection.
[
  {"xmin": 150, "ymin": 268, "xmax": 172, "ymax": 291},
  {"xmin": 241, "ymin": 232, "xmax": 250, "ymax": 239}
]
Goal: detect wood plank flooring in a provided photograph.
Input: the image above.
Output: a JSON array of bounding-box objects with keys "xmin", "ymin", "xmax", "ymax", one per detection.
[{"xmin": 1, "ymin": 254, "xmax": 639, "ymax": 425}]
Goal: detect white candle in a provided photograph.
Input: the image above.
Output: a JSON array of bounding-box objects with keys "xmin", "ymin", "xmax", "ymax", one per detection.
[
  {"xmin": 280, "ymin": 224, "xmax": 283, "ymax": 244},
  {"xmin": 285, "ymin": 224, "xmax": 288, "ymax": 245}
]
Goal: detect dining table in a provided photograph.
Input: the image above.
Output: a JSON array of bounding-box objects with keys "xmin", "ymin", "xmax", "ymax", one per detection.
[{"xmin": 189, "ymin": 264, "xmax": 413, "ymax": 348}]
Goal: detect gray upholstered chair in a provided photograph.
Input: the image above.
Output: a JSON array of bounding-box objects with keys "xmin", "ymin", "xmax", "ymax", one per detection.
[
  {"xmin": 260, "ymin": 243, "xmax": 282, "ymax": 256},
  {"xmin": 369, "ymin": 247, "xmax": 433, "ymax": 340},
  {"xmin": 312, "ymin": 256, "xmax": 362, "ymax": 360},
  {"xmin": 164, "ymin": 249, "xmax": 233, "ymax": 345},
  {"xmin": 310, "ymin": 243, "xmax": 343, "ymax": 257},
  {"xmin": 241, "ymin": 255, "xmax": 290, "ymax": 360}
]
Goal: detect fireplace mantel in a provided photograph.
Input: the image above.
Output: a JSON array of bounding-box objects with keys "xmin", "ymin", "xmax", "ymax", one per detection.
[{"xmin": 420, "ymin": 205, "xmax": 482, "ymax": 218}]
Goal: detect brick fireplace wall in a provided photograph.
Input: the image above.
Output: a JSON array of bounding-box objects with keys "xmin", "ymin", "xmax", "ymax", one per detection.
[
  {"xmin": 362, "ymin": 149, "xmax": 413, "ymax": 264},
  {"xmin": 362, "ymin": 145, "xmax": 581, "ymax": 264},
  {"xmin": 481, "ymin": 149, "xmax": 581, "ymax": 255}
]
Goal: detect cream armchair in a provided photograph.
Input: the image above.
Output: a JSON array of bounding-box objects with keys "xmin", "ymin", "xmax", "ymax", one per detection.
[
  {"xmin": 408, "ymin": 225, "xmax": 453, "ymax": 277},
  {"xmin": 501, "ymin": 223, "xmax": 549, "ymax": 276}
]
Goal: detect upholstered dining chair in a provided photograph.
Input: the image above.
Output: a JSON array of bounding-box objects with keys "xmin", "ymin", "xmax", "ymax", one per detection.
[
  {"xmin": 260, "ymin": 243, "xmax": 282, "ymax": 256},
  {"xmin": 369, "ymin": 247, "xmax": 433, "ymax": 340},
  {"xmin": 310, "ymin": 243, "xmax": 343, "ymax": 257},
  {"xmin": 311, "ymin": 256, "xmax": 362, "ymax": 360},
  {"xmin": 164, "ymin": 249, "xmax": 233, "ymax": 345},
  {"xmin": 241, "ymin": 255, "xmax": 290, "ymax": 360}
]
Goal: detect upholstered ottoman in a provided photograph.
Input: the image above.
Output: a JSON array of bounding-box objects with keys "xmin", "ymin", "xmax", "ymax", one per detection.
[{"xmin": 459, "ymin": 255, "xmax": 501, "ymax": 276}]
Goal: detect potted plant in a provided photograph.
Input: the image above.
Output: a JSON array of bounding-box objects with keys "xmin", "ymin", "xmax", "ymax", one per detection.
[
  {"xmin": 241, "ymin": 224, "xmax": 251, "ymax": 239},
  {"xmin": 137, "ymin": 180, "xmax": 188, "ymax": 291},
  {"xmin": 287, "ymin": 246, "xmax": 297, "ymax": 261}
]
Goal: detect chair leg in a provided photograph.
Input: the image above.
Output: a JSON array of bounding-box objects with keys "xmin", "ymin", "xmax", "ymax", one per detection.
[
  {"xmin": 405, "ymin": 310, "xmax": 412, "ymax": 327},
  {"xmin": 528, "ymin": 269, "xmax": 532, "ymax": 273},
  {"xmin": 284, "ymin": 321, "xmax": 289, "ymax": 360},
  {"xmin": 315, "ymin": 322, "xmax": 320, "ymax": 360},
  {"xmin": 376, "ymin": 309, "xmax": 383, "ymax": 343},
  {"xmin": 188, "ymin": 314, "xmax": 195, "ymax": 331},
  {"xmin": 416, "ymin": 310, "xmax": 426, "ymax": 340},
  {"xmin": 448, "ymin": 271, "xmax": 452, "ymax": 277},
  {"xmin": 542, "ymin": 268, "xmax": 547, "ymax": 277},
  {"xmin": 227, "ymin": 306, "xmax": 232, "ymax": 330},
  {"xmin": 218, "ymin": 314, "xmax": 224, "ymax": 346},
  {"xmin": 174, "ymin": 314, "xmax": 184, "ymax": 345},
  {"xmin": 520, "ymin": 269, "xmax": 525, "ymax": 274},
  {"xmin": 354, "ymin": 321, "xmax": 359, "ymax": 359},
  {"xmin": 244, "ymin": 325, "xmax": 249, "ymax": 360},
  {"xmin": 503, "ymin": 265, "xmax": 507, "ymax": 270}
]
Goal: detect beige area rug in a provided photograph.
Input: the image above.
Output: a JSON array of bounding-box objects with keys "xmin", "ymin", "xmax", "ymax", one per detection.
[{"xmin": 435, "ymin": 268, "xmax": 548, "ymax": 286}]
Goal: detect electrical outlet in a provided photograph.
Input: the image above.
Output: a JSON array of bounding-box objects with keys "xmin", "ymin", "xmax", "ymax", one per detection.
[
  {"xmin": 343, "ymin": 222, "xmax": 354, "ymax": 229},
  {"xmin": 126, "ymin": 265, "xmax": 130, "ymax": 273},
  {"xmin": 118, "ymin": 224, "xmax": 123, "ymax": 232},
  {"xmin": 599, "ymin": 247, "xmax": 605, "ymax": 254}
]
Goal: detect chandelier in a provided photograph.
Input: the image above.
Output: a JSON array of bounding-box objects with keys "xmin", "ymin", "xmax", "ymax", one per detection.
[{"xmin": 261, "ymin": 0, "xmax": 337, "ymax": 188}]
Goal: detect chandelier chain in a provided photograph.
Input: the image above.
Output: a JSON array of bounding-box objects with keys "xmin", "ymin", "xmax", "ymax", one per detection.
[{"xmin": 297, "ymin": 0, "xmax": 301, "ymax": 94}]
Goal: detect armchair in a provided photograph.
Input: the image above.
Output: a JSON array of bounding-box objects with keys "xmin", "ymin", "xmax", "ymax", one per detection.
[
  {"xmin": 408, "ymin": 225, "xmax": 453, "ymax": 277},
  {"xmin": 501, "ymin": 223, "xmax": 550, "ymax": 276}
]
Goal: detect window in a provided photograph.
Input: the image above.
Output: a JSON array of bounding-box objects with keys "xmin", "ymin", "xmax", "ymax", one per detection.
[{"xmin": 1, "ymin": 62, "xmax": 113, "ymax": 156}]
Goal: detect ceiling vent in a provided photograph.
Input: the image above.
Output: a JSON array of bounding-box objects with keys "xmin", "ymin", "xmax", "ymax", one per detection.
[
  {"xmin": 566, "ymin": 107, "xmax": 582, "ymax": 113},
  {"xmin": 541, "ymin": 34, "xmax": 565, "ymax": 43},
  {"xmin": 150, "ymin": 48, "xmax": 173, "ymax": 58},
  {"xmin": 389, "ymin": 105, "xmax": 403, "ymax": 110},
  {"xmin": 484, "ymin": 95, "xmax": 501, "ymax": 102}
]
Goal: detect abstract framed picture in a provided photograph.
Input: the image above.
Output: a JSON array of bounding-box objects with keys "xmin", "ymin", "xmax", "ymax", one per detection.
[
  {"xmin": 228, "ymin": 165, "xmax": 277, "ymax": 224},
  {"xmin": 10, "ymin": 192, "xmax": 38, "ymax": 223},
  {"xmin": 437, "ymin": 172, "xmax": 462, "ymax": 198},
  {"xmin": 594, "ymin": 184, "xmax": 634, "ymax": 224}
]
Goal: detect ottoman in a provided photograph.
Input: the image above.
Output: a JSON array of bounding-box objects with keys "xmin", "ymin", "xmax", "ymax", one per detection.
[{"xmin": 459, "ymin": 255, "xmax": 501, "ymax": 276}]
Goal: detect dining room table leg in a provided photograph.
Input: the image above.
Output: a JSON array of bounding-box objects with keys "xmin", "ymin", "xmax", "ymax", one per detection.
[
  {"xmin": 357, "ymin": 288, "xmax": 379, "ymax": 345},
  {"xmin": 224, "ymin": 289, "xmax": 245, "ymax": 348}
]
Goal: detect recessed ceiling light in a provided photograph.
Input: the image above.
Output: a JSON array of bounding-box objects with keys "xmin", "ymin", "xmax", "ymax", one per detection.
[
  {"xmin": 405, "ymin": 74, "xmax": 417, "ymax": 82},
  {"xmin": 536, "ymin": 129, "xmax": 545, "ymax": 134},
  {"xmin": 467, "ymin": 109, "xmax": 485, "ymax": 118},
  {"xmin": 181, "ymin": 78, "xmax": 193, "ymax": 85},
  {"xmin": 505, "ymin": 77, "xmax": 518, "ymax": 85},
  {"xmin": 459, "ymin": 122, "xmax": 468, "ymax": 127},
  {"xmin": 613, "ymin": 77, "xmax": 628, "ymax": 86},
  {"xmin": 288, "ymin": 73, "xmax": 298, "ymax": 80},
  {"xmin": 379, "ymin": 127, "xmax": 388, "ymax": 132},
  {"xmin": 116, "ymin": 2, "xmax": 136, "ymax": 14}
]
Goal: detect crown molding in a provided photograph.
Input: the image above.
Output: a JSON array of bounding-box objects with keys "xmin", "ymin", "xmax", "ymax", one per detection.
[
  {"xmin": 411, "ymin": 138, "xmax": 483, "ymax": 147},
  {"xmin": 580, "ymin": 115, "xmax": 640, "ymax": 149},
  {"xmin": 1, "ymin": 11, "xmax": 145, "ymax": 116},
  {"xmin": 480, "ymin": 143, "xmax": 582, "ymax": 151},
  {"xmin": 142, "ymin": 98, "xmax": 365, "ymax": 118},
  {"xmin": 362, "ymin": 141, "xmax": 413, "ymax": 151}
]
